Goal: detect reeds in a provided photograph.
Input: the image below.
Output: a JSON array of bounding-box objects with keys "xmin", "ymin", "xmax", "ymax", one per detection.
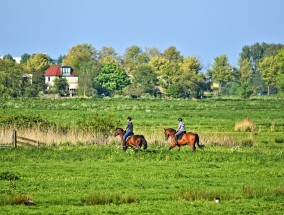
[{"xmin": 235, "ymin": 118, "xmax": 256, "ymax": 132}]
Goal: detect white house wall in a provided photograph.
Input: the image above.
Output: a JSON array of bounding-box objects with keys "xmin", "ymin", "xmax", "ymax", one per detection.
[
  {"xmin": 66, "ymin": 77, "xmax": 78, "ymax": 90},
  {"xmin": 45, "ymin": 76, "xmax": 78, "ymax": 90}
]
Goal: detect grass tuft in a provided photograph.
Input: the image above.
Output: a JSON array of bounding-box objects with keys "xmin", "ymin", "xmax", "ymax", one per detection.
[
  {"xmin": 235, "ymin": 118, "xmax": 256, "ymax": 132},
  {"xmin": 275, "ymin": 137, "xmax": 284, "ymax": 144},
  {"xmin": 81, "ymin": 193, "xmax": 139, "ymax": 205},
  {"xmin": 177, "ymin": 190, "xmax": 222, "ymax": 201},
  {"xmin": 0, "ymin": 171, "xmax": 20, "ymax": 181},
  {"xmin": 0, "ymin": 194, "xmax": 33, "ymax": 206}
]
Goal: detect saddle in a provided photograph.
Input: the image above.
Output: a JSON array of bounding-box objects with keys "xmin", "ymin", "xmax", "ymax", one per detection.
[
  {"xmin": 125, "ymin": 132, "xmax": 134, "ymax": 140},
  {"xmin": 176, "ymin": 131, "xmax": 186, "ymax": 140}
]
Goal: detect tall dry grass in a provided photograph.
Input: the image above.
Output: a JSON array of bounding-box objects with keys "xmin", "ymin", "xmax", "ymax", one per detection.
[
  {"xmin": 234, "ymin": 118, "xmax": 256, "ymax": 132},
  {"xmin": 0, "ymin": 127, "xmax": 167, "ymax": 146},
  {"xmin": 202, "ymin": 132, "xmax": 254, "ymax": 147},
  {"xmin": 1, "ymin": 127, "xmax": 255, "ymax": 147}
]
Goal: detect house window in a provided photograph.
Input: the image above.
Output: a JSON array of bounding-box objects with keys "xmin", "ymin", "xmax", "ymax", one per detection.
[
  {"xmin": 62, "ymin": 67, "xmax": 71, "ymax": 76},
  {"xmin": 48, "ymin": 77, "xmax": 50, "ymax": 81}
]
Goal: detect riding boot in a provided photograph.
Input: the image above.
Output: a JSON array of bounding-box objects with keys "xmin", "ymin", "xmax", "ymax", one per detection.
[
  {"xmin": 174, "ymin": 138, "xmax": 179, "ymax": 146},
  {"xmin": 123, "ymin": 141, "xmax": 127, "ymax": 150}
]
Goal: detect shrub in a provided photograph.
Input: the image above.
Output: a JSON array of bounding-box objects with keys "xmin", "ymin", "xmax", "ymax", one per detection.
[
  {"xmin": 0, "ymin": 171, "xmax": 20, "ymax": 181},
  {"xmin": 241, "ymin": 139, "xmax": 254, "ymax": 147},
  {"xmin": 0, "ymin": 114, "xmax": 54, "ymax": 131},
  {"xmin": 235, "ymin": 118, "xmax": 256, "ymax": 132},
  {"xmin": 275, "ymin": 137, "xmax": 284, "ymax": 143},
  {"xmin": 76, "ymin": 112, "xmax": 118, "ymax": 136}
]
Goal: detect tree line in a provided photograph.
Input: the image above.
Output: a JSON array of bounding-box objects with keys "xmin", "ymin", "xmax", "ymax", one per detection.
[{"xmin": 0, "ymin": 42, "xmax": 284, "ymax": 99}]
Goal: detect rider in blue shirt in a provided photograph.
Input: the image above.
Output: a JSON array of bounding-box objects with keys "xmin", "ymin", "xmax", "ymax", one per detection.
[{"xmin": 123, "ymin": 116, "xmax": 133, "ymax": 147}]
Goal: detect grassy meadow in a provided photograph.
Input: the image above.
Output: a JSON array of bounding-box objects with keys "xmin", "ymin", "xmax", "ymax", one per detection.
[{"xmin": 0, "ymin": 97, "xmax": 284, "ymax": 214}]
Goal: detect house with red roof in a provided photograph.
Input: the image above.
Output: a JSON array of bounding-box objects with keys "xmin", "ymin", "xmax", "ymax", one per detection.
[{"xmin": 44, "ymin": 65, "xmax": 78, "ymax": 96}]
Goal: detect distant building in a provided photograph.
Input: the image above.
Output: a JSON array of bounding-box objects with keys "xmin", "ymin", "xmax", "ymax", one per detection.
[{"xmin": 44, "ymin": 65, "xmax": 78, "ymax": 96}]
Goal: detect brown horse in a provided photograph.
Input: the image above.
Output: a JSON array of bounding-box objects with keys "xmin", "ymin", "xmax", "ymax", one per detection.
[
  {"xmin": 164, "ymin": 128, "xmax": 204, "ymax": 151},
  {"xmin": 114, "ymin": 128, "xmax": 147, "ymax": 151}
]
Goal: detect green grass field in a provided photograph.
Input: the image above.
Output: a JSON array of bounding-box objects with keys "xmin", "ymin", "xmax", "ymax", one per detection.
[{"xmin": 0, "ymin": 98, "xmax": 284, "ymax": 214}]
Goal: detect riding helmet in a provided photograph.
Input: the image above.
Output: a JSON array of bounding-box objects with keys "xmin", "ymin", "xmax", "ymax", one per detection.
[
  {"xmin": 127, "ymin": 116, "xmax": 132, "ymax": 120},
  {"xmin": 178, "ymin": 118, "xmax": 182, "ymax": 121}
]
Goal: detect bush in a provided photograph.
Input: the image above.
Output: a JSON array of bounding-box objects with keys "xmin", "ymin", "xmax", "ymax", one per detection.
[
  {"xmin": 0, "ymin": 171, "xmax": 20, "ymax": 181},
  {"xmin": 241, "ymin": 139, "xmax": 254, "ymax": 147},
  {"xmin": 76, "ymin": 112, "xmax": 118, "ymax": 136},
  {"xmin": 0, "ymin": 114, "xmax": 53, "ymax": 130},
  {"xmin": 275, "ymin": 137, "xmax": 284, "ymax": 143},
  {"xmin": 235, "ymin": 118, "xmax": 256, "ymax": 132}
]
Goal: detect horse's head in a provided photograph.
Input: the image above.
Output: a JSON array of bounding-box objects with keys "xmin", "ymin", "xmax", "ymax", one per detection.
[
  {"xmin": 114, "ymin": 128, "xmax": 125, "ymax": 137},
  {"xmin": 164, "ymin": 128, "xmax": 176, "ymax": 140}
]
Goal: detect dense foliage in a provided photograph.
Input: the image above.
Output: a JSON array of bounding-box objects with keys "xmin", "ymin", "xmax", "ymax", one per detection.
[{"xmin": 1, "ymin": 42, "xmax": 284, "ymax": 99}]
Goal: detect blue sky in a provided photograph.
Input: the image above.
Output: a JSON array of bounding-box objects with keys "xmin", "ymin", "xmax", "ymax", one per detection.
[{"xmin": 1, "ymin": 0, "xmax": 284, "ymax": 67}]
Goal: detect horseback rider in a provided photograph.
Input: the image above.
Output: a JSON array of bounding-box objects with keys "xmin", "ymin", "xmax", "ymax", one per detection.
[
  {"xmin": 123, "ymin": 116, "xmax": 133, "ymax": 147},
  {"xmin": 174, "ymin": 118, "xmax": 186, "ymax": 145}
]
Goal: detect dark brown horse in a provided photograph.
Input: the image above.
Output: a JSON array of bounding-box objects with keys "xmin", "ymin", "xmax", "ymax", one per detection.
[
  {"xmin": 164, "ymin": 128, "xmax": 204, "ymax": 151},
  {"xmin": 114, "ymin": 128, "xmax": 147, "ymax": 151}
]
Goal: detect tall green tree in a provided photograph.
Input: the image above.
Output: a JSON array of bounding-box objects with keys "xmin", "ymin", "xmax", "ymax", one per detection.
[
  {"xmin": 98, "ymin": 46, "xmax": 119, "ymax": 65},
  {"xmin": 238, "ymin": 59, "xmax": 253, "ymax": 84},
  {"xmin": 77, "ymin": 61, "xmax": 98, "ymax": 97},
  {"xmin": 57, "ymin": 55, "xmax": 65, "ymax": 65},
  {"xmin": 26, "ymin": 53, "xmax": 52, "ymax": 95},
  {"xmin": 275, "ymin": 48, "xmax": 284, "ymax": 93},
  {"xmin": 0, "ymin": 59, "xmax": 24, "ymax": 98},
  {"xmin": 258, "ymin": 56, "xmax": 278, "ymax": 95},
  {"xmin": 149, "ymin": 56, "xmax": 177, "ymax": 88},
  {"xmin": 3, "ymin": 54, "xmax": 15, "ymax": 62},
  {"xmin": 174, "ymin": 56, "xmax": 207, "ymax": 98},
  {"xmin": 97, "ymin": 63, "xmax": 131, "ymax": 95},
  {"xmin": 53, "ymin": 77, "xmax": 69, "ymax": 96},
  {"xmin": 122, "ymin": 45, "xmax": 148, "ymax": 74},
  {"xmin": 163, "ymin": 46, "xmax": 182, "ymax": 62},
  {"xmin": 239, "ymin": 42, "xmax": 284, "ymax": 93},
  {"xmin": 208, "ymin": 55, "xmax": 232, "ymax": 95},
  {"xmin": 129, "ymin": 65, "xmax": 158, "ymax": 97},
  {"xmin": 145, "ymin": 47, "xmax": 161, "ymax": 60},
  {"xmin": 20, "ymin": 53, "xmax": 31, "ymax": 64},
  {"xmin": 62, "ymin": 43, "xmax": 97, "ymax": 71},
  {"xmin": 237, "ymin": 59, "xmax": 253, "ymax": 98}
]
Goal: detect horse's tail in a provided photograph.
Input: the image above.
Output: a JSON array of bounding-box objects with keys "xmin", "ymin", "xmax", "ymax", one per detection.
[
  {"xmin": 195, "ymin": 134, "xmax": 204, "ymax": 150},
  {"xmin": 141, "ymin": 135, "xmax": 148, "ymax": 150}
]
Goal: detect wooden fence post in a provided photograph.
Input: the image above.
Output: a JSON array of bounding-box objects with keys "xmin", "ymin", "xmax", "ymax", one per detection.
[{"xmin": 12, "ymin": 130, "xmax": 17, "ymax": 148}]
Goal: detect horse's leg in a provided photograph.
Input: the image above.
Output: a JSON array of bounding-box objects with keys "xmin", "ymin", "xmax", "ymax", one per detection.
[
  {"xmin": 135, "ymin": 140, "xmax": 141, "ymax": 151},
  {"xmin": 169, "ymin": 142, "xmax": 176, "ymax": 150},
  {"xmin": 190, "ymin": 138, "xmax": 196, "ymax": 152},
  {"xmin": 123, "ymin": 145, "xmax": 128, "ymax": 151},
  {"xmin": 191, "ymin": 143, "xmax": 196, "ymax": 152}
]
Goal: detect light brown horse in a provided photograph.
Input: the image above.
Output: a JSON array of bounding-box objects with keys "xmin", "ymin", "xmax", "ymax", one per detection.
[
  {"xmin": 114, "ymin": 128, "xmax": 147, "ymax": 151},
  {"xmin": 164, "ymin": 128, "xmax": 204, "ymax": 151}
]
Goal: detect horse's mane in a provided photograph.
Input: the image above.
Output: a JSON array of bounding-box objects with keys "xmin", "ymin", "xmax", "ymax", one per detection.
[{"xmin": 167, "ymin": 128, "xmax": 176, "ymax": 133}]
